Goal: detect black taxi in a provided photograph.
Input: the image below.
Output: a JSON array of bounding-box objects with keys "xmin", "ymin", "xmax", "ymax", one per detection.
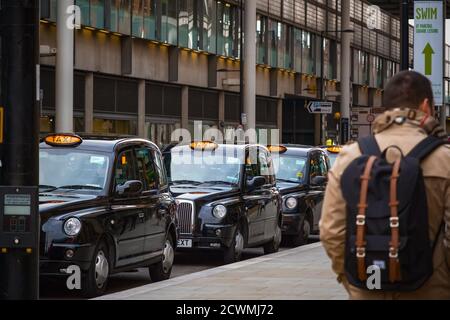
[
  {"xmin": 39, "ymin": 134, "xmax": 177, "ymax": 297},
  {"xmin": 163, "ymin": 141, "xmax": 282, "ymax": 264},
  {"xmin": 269, "ymin": 145, "xmax": 330, "ymax": 246}
]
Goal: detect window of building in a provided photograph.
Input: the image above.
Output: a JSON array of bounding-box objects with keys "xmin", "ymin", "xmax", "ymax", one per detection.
[
  {"xmin": 132, "ymin": 0, "xmax": 145, "ymax": 37},
  {"xmin": 91, "ymin": 0, "xmax": 105, "ymax": 28},
  {"xmin": 93, "ymin": 118, "xmax": 137, "ymax": 135},
  {"xmin": 302, "ymin": 30, "xmax": 315, "ymax": 74},
  {"xmin": 76, "ymin": 0, "xmax": 90, "ymax": 26},
  {"xmin": 256, "ymin": 14, "xmax": 268, "ymax": 65},
  {"xmin": 111, "ymin": 0, "xmax": 131, "ymax": 34},
  {"xmin": 202, "ymin": 0, "xmax": 217, "ymax": 53},
  {"xmin": 217, "ymin": 2, "xmax": 237, "ymax": 57},
  {"xmin": 294, "ymin": 28, "xmax": 302, "ymax": 72},
  {"xmin": 268, "ymin": 19, "xmax": 279, "ymax": 67},
  {"xmin": 135, "ymin": 148, "xmax": 157, "ymax": 190},
  {"xmin": 161, "ymin": 0, "xmax": 177, "ymax": 45}
]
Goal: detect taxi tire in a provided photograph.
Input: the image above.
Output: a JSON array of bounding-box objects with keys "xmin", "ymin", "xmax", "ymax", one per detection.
[
  {"xmin": 263, "ymin": 223, "xmax": 281, "ymax": 254},
  {"xmin": 290, "ymin": 215, "xmax": 310, "ymax": 247},
  {"xmin": 223, "ymin": 224, "xmax": 243, "ymax": 264},
  {"xmin": 81, "ymin": 240, "xmax": 110, "ymax": 298},
  {"xmin": 149, "ymin": 233, "xmax": 174, "ymax": 282}
]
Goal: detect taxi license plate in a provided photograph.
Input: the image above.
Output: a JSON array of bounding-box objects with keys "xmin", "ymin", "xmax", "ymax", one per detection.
[{"xmin": 177, "ymin": 239, "xmax": 192, "ymax": 248}]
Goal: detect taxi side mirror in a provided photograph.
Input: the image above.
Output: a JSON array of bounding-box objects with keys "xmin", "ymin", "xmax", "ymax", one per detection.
[
  {"xmin": 116, "ymin": 180, "xmax": 143, "ymax": 196},
  {"xmin": 311, "ymin": 176, "xmax": 327, "ymax": 187},
  {"xmin": 246, "ymin": 176, "xmax": 266, "ymax": 191}
]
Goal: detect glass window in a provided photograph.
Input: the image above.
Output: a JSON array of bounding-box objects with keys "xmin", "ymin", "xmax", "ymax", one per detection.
[
  {"xmin": 115, "ymin": 149, "xmax": 136, "ymax": 186},
  {"xmin": 143, "ymin": 0, "xmax": 157, "ymax": 39},
  {"xmin": 258, "ymin": 150, "xmax": 274, "ymax": 185},
  {"xmin": 93, "ymin": 118, "xmax": 138, "ymax": 135},
  {"xmin": 294, "ymin": 28, "xmax": 302, "ymax": 72},
  {"xmin": 145, "ymin": 121, "xmax": 181, "ymax": 147},
  {"xmin": 309, "ymin": 153, "xmax": 321, "ymax": 180},
  {"xmin": 268, "ymin": 19, "xmax": 278, "ymax": 67},
  {"xmin": 153, "ymin": 150, "xmax": 168, "ymax": 188},
  {"xmin": 111, "ymin": 0, "xmax": 131, "ymax": 34},
  {"xmin": 217, "ymin": 2, "xmax": 237, "ymax": 57},
  {"xmin": 135, "ymin": 148, "xmax": 157, "ymax": 190},
  {"xmin": 302, "ymin": 30, "xmax": 315, "ymax": 74},
  {"xmin": 76, "ymin": 0, "xmax": 90, "ymax": 25},
  {"xmin": 132, "ymin": 0, "xmax": 144, "ymax": 37},
  {"xmin": 91, "ymin": 0, "xmax": 105, "ymax": 28},
  {"xmin": 161, "ymin": 0, "xmax": 177, "ymax": 44},
  {"xmin": 273, "ymin": 155, "xmax": 307, "ymax": 183},
  {"xmin": 256, "ymin": 14, "xmax": 267, "ymax": 64},
  {"xmin": 202, "ymin": 0, "xmax": 217, "ymax": 53}
]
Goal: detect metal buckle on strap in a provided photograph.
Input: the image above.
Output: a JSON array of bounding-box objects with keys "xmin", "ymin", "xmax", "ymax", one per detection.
[
  {"xmin": 389, "ymin": 247, "xmax": 398, "ymax": 258},
  {"xmin": 356, "ymin": 247, "xmax": 366, "ymax": 258},
  {"xmin": 356, "ymin": 215, "xmax": 366, "ymax": 226},
  {"xmin": 390, "ymin": 217, "xmax": 399, "ymax": 228}
]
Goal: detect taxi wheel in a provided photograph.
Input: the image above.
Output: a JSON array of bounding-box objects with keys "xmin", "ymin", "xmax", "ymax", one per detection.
[
  {"xmin": 149, "ymin": 233, "xmax": 174, "ymax": 282},
  {"xmin": 263, "ymin": 223, "xmax": 282, "ymax": 254},
  {"xmin": 81, "ymin": 240, "xmax": 110, "ymax": 298},
  {"xmin": 291, "ymin": 215, "xmax": 311, "ymax": 247},
  {"xmin": 224, "ymin": 224, "xmax": 244, "ymax": 264}
]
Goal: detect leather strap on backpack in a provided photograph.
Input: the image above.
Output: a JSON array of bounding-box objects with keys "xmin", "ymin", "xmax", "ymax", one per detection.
[
  {"xmin": 389, "ymin": 159, "xmax": 402, "ymax": 283},
  {"xmin": 356, "ymin": 156, "xmax": 377, "ymax": 281}
]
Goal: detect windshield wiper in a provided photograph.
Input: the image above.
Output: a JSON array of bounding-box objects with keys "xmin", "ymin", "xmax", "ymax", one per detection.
[
  {"xmin": 277, "ymin": 178, "xmax": 300, "ymax": 184},
  {"xmin": 201, "ymin": 180, "xmax": 237, "ymax": 186},
  {"xmin": 56, "ymin": 185, "xmax": 103, "ymax": 191},
  {"xmin": 172, "ymin": 180, "xmax": 202, "ymax": 185},
  {"xmin": 39, "ymin": 184, "xmax": 58, "ymax": 191}
]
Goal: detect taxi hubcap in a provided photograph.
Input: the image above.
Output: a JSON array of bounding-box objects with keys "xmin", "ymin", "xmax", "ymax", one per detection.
[
  {"xmin": 235, "ymin": 230, "xmax": 244, "ymax": 256},
  {"xmin": 162, "ymin": 240, "xmax": 174, "ymax": 273},
  {"xmin": 95, "ymin": 250, "xmax": 109, "ymax": 288}
]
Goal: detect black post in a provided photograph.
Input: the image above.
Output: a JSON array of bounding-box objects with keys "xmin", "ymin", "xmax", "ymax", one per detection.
[
  {"xmin": 239, "ymin": 0, "xmax": 244, "ymax": 126},
  {"xmin": 400, "ymin": 0, "xmax": 410, "ymax": 70},
  {"xmin": 0, "ymin": 0, "xmax": 40, "ymax": 299}
]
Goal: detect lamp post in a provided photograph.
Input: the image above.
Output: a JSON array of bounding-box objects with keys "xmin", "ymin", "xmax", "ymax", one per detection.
[{"xmin": 319, "ymin": 29, "xmax": 354, "ymax": 145}]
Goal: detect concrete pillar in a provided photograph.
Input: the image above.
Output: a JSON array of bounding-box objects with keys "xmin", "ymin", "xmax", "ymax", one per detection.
[
  {"xmin": 277, "ymin": 98, "xmax": 283, "ymax": 144},
  {"xmin": 243, "ymin": 0, "xmax": 256, "ymax": 134},
  {"xmin": 84, "ymin": 73, "xmax": 94, "ymax": 133},
  {"xmin": 138, "ymin": 80, "xmax": 146, "ymax": 138},
  {"xmin": 181, "ymin": 86, "xmax": 189, "ymax": 130},
  {"xmin": 55, "ymin": 0, "xmax": 74, "ymax": 132},
  {"xmin": 218, "ymin": 90, "xmax": 225, "ymax": 127},
  {"xmin": 340, "ymin": 0, "xmax": 351, "ymax": 142}
]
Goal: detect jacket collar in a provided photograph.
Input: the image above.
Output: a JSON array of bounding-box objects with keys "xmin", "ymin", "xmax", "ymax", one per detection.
[{"xmin": 372, "ymin": 108, "xmax": 447, "ymax": 140}]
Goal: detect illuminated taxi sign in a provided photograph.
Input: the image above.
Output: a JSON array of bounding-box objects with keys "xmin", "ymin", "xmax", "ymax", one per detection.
[
  {"xmin": 44, "ymin": 134, "xmax": 82, "ymax": 147},
  {"xmin": 327, "ymin": 146, "xmax": 342, "ymax": 153},
  {"xmin": 267, "ymin": 145, "xmax": 287, "ymax": 154},
  {"xmin": 189, "ymin": 141, "xmax": 218, "ymax": 151}
]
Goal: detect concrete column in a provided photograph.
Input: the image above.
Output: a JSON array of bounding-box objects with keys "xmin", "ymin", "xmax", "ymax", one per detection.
[
  {"xmin": 55, "ymin": 0, "xmax": 74, "ymax": 132},
  {"xmin": 243, "ymin": 0, "xmax": 256, "ymax": 134},
  {"xmin": 138, "ymin": 80, "xmax": 146, "ymax": 138},
  {"xmin": 181, "ymin": 86, "xmax": 189, "ymax": 130},
  {"xmin": 277, "ymin": 98, "xmax": 283, "ymax": 144},
  {"xmin": 84, "ymin": 73, "xmax": 94, "ymax": 133},
  {"xmin": 340, "ymin": 0, "xmax": 351, "ymax": 142},
  {"xmin": 218, "ymin": 90, "xmax": 225, "ymax": 124}
]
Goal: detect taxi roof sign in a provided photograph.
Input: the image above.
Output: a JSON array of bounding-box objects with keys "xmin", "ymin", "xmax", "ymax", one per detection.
[
  {"xmin": 189, "ymin": 141, "xmax": 218, "ymax": 151},
  {"xmin": 44, "ymin": 134, "xmax": 82, "ymax": 147},
  {"xmin": 267, "ymin": 145, "xmax": 287, "ymax": 154},
  {"xmin": 327, "ymin": 146, "xmax": 342, "ymax": 153}
]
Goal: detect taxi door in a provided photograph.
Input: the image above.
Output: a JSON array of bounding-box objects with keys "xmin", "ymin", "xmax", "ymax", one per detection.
[{"xmin": 111, "ymin": 148, "xmax": 146, "ymax": 267}]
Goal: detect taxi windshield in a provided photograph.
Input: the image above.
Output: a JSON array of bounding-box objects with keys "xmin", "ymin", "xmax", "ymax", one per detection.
[
  {"xmin": 39, "ymin": 149, "xmax": 110, "ymax": 192},
  {"xmin": 273, "ymin": 155, "xmax": 307, "ymax": 183},
  {"xmin": 327, "ymin": 152, "xmax": 339, "ymax": 168},
  {"xmin": 168, "ymin": 149, "xmax": 243, "ymax": 186}
]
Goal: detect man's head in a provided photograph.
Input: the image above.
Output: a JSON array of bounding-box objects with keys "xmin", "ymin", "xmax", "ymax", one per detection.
[{"xmin": 382, "ymin": 70, "xmax": 435, "ymax": 117}]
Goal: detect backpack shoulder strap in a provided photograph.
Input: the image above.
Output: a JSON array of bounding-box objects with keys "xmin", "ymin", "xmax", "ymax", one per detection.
[
  {"xmin": 406, "ymin": 136, "xmax": 448, "ymax": 161},
  {"xmin": 358, "ymin": 135, "xmax": 381, "ymax": 156}
]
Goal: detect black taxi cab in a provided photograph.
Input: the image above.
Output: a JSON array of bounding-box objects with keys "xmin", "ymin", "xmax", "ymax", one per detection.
[
  {"xmin": 39, "ymin": 134, "xmax": 177, "ymax": 297},
  {"xmin": 321, "ymin": 145, "xmax": 342, "ymax": 168},
  {"xmin": 269, "ymin": 145, "xmax": 330, "ymax": 246},
  {"xmin": 163, "ymin": 141, "xmax": 282, "ymax": 264}
]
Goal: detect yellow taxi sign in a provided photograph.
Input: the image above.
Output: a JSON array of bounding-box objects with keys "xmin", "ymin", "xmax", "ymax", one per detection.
[
  {"xmin": 267, "ymin": 145, "xmax": 287, "ymax": 154},
  {"xmin": 190, "ymin": 141, "xmax": 218, "ymax": 151},
  {"xmin": 44, "ymin": 134, "xmax": 82, "ymax": 147},
  {"xmin": 327, "ymin": 146, "xmax": 342, "ymax": 153}
]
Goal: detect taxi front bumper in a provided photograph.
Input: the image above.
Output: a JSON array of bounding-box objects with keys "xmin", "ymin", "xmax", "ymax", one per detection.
[
  {"xmin": 281, "ymin": 212, "xmax": 303, "ymax": 235},
  {"xmin": 176, "ymin": 223, "xmax": 236, "ymax": 250},
  {"xmin": 40, "ymin": 243, "xmax": 95, "ymax": 276}
]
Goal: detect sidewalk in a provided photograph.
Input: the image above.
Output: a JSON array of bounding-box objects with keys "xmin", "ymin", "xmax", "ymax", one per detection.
[{"xmin": 97, "ymin": 242, "xmax": 347, "ymax": 300}]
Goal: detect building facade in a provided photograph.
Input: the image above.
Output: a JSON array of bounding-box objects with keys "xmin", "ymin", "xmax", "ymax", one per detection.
[{"xmin": 38, "ymin": 0, "xmax": 449, "ymax": 147}]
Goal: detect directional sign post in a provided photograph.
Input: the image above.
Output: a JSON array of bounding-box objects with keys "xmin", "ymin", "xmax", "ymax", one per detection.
[
  {"xmin": 414, "ymin": 1, "xmax": 444, "ymax": 105},
  {"xmin": 306, "ymin": 101, "xmax": 333, "ymax": 114}
]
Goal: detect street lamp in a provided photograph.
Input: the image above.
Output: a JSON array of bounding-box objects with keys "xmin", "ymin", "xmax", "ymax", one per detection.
[{"xmin": 319, "ymin": 29, "xmax": 354, "ymax": 144}]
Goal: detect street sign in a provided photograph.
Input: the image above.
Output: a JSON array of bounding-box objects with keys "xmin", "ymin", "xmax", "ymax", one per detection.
[
  {"xmin": 413, "ymin": 1, "xmax": 444, "ymax": 105},
  {"xmin": 306, "ymin": 101, "xmax": 333, "ymax": 114}
]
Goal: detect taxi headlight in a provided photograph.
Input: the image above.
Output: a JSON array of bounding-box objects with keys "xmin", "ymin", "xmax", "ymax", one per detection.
[
  {"xmin": 64, "ymin": 217, "xmax": 82, "ymax": 236},
  {"xmin": 213, "ymin": 205, "xmax": 227, "ymax": 219},
  {"xmin": 285, "ymin": 197, "xmax": 298, "ymax": 209}
]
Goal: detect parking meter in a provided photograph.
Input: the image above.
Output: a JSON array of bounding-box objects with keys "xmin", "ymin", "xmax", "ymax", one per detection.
[{"xmin": 0, "ymin": 186, "xmax": 39, "ymax": 299}]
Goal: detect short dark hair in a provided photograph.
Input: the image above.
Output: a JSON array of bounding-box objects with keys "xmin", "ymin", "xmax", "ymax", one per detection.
[{"xmin": 382, "ymin": 70, "xmax": 434, "ymax": 109}]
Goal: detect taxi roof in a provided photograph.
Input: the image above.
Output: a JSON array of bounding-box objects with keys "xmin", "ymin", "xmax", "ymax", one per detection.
[
  {"xmin": 281, "ymin": 144, "xmax": 324, "ymax": 157},
  {"xmin": 39, "ymin": 134, "xmax": 158, "ymax": 153},
  {"xmin": 170, "ymin": 143, "xmax": 268, "ymax": 154}
]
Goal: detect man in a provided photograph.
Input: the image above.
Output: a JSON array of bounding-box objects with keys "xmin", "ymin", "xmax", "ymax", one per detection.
[{"xmin": 320, "ymin": 70, "xmax": 450, "ymax": 299}]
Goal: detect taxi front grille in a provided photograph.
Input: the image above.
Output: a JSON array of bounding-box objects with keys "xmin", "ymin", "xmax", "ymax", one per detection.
[{"xmin": 176, "ymin": 201, "xmax": 195, "ymax": 235}]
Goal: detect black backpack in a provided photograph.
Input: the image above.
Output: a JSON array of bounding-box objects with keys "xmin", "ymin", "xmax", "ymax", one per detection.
[{"xmin": 341, "ymin": 135, "xmax": 447, "ymax": 291}]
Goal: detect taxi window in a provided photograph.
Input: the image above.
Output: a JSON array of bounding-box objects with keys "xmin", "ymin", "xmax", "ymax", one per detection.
[
  {"xmin": 153, "ymin": 150, "xmax": 168, "ymax": 189},
  {"xmin": 135, "ymin": 148, "xmax": 157, "ymax": 191},
  {"xmin": 309, "ymin": 153, "xmax": 321, "ymax": 180},
  {"xmin": 115, "ymin": 150, "xmax": 136, "ymax": 186}
]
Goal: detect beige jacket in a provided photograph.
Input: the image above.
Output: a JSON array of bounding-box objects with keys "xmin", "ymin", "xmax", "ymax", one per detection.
[{"xmin": 320, "ymin": 108, "xmax": 450, "ymax": 300}]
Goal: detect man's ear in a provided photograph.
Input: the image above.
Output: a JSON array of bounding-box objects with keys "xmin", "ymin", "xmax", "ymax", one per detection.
[{"xmin": 418, "ymin": 98, "xmax": 435, "ymax": 117}]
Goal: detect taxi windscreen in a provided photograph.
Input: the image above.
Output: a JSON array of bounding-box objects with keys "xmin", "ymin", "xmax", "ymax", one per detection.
[
  {"xmin": 168, "ymin": 149, "xmax": 244, "ymax": 186},
  {"xmin": 39, "ymin": 149, "xmax": 110, "ymax": 192},
  {"xmin": 273, "ymin": 155, "xmax": 307, "ymax": 183}
]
